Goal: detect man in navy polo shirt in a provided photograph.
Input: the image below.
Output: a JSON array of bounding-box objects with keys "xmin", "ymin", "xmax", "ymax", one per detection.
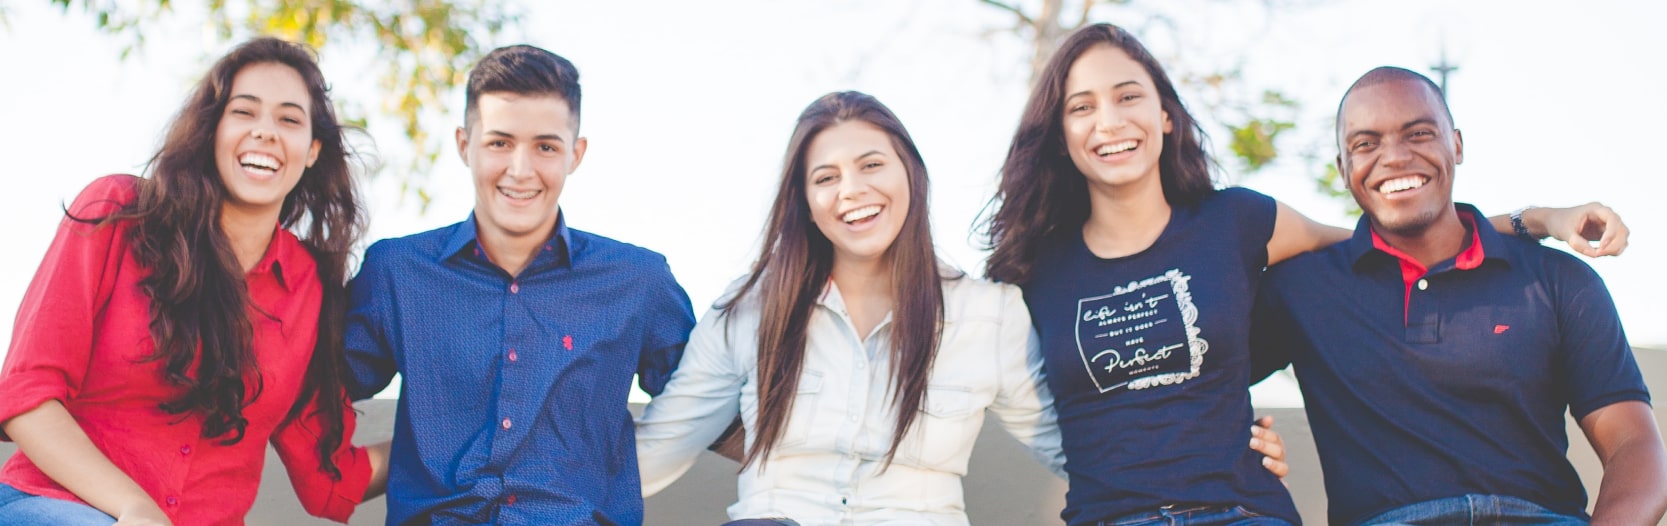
[
  {"xmin": 342, "ymin": 45, "xmax": 696, "ymax": 525},
  {"xmin": 1250, "ymin": 66, "xmax": 1667, "ymax": 525}
]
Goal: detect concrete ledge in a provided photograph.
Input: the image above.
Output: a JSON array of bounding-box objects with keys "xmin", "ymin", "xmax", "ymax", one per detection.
[{"xmin": 3, "ymin": 348, "xmax": 1662, "ymax": 524}]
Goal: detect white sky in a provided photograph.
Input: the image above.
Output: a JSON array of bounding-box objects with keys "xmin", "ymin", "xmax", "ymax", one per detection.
[{"xmin": 1, "ymin": 0, "xmax": 1662, "ymax": 408}]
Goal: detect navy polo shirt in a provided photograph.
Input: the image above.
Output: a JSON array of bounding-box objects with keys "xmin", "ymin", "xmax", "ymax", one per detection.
[
  {"xmin": 1251, "ymin": 203, "xmax": 1647, "ymax": 525},
  {"xmin": 344, "ymin": 212, "xmax": 696, "ymax": 525},
  {"xmin": 1024, "ymin": 187, "xmax": 1298, "ymax": 525}
]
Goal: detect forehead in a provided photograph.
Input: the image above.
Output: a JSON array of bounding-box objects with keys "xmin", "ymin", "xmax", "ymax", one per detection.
[
  {"xmin": 1341, "ymin": 80, "xmax": 1446, "ymax": 130},
  {"xmin": 229, "ymin": 62, "xmax": 310, "ymax": 107},
  {"xmin": 806, "ymin": 120, "xmax": 895, "ymax": 164},
  {"xmin": 1064, "ymin": 44, "xmax": 1152, "ymax": 93},
  {"xmin": 473, "ymin": 92, "xmax": 576, "ymax": 137}
]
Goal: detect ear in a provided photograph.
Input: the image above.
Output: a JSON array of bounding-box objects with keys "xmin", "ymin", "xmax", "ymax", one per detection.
[
  {"xmin": 1162, "ymin": 108, "xmax": 1174, "ymax": 134},
  {"xmin": 306, "ymin": 139, "xmax": 321, "ymax": 168},
  {"xmin": 1451, "ymin": 128, "xmax": 1464, "ymax": 165},
  {"xmin": 455, "ymin": 126, "xmax": 471, "ymax": 167},
  {"xmin": 570, "ymin": 136, "xmax": 588, "ymax": 173},
  {"xmin": 1334, "ymin": 153, "xmax": 1344, "ymax": 178}
]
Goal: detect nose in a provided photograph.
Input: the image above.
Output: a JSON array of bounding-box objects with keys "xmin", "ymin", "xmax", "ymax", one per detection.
[
  {"xmin": 1378, "ymin": 138, "xmax": 1414, "ymax": 168},
  {"xmin": 506, "ymin": 145, "xmax": 535, "ymax": 179},
  {"xmin": 837, "ymin": 168, "xmax": 868, "ymax": 200},
  {"xmin": 1095, "ymin": 104, "xmax": 1127, "ymax": 133}
]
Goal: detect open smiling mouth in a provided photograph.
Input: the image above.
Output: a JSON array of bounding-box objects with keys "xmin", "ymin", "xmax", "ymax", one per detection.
[
  {"xmin": 499, "ymin": 187, "xmax": 542, "ymax": 200},
  {"xmin": 1376, "ymin": 175, "xmax": 1428, "ymax": 195},
  {"xmin": 841, "ymin": 205, "xmax": 882, "ymax": 225},
  {"xmin": 239, "ymin": 153, "xmax": 281, "ymax": 176},
  {"xmin": 1095, "ymin": 140, "xmax": 1138, "ymax": 158}
]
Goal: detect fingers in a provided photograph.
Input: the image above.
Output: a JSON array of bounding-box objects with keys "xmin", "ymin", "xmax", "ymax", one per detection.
[
  {"xmin": 1262, "ymin": 455, "xmax": 1290, "ymax": 479},
  {"xmin": 1249, "ymin": 425, "xmax": 1287, "ymax": 461},
  {"xmin": 1255, "ymin": 415, "xmax": 1275, "ymax": 429}
]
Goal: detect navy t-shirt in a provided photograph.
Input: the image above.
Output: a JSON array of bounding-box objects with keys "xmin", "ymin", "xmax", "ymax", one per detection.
[
  {"xmin": 1023, "ymin": 187, "xmax": 1299, "ymax": 525},
  {"xmin": 1250, "ymin": 204, "xmax": 1649, "ymax": 525}
]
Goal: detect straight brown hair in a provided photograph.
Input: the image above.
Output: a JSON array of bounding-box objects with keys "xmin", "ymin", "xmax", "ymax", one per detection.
[{"xmin": 722, "ymin": 91, "xmax": 948, "ymax": 470}]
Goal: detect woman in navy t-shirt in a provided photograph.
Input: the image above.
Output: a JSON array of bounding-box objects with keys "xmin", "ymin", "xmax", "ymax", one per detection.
[{"xmin": 977, "ymin": 23, "xmax": 1624, "ymax": 526}]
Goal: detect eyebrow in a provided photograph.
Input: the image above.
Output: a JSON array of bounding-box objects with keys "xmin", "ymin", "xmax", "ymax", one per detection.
[
  {"xmin": 810, "ymin": 150, "xmax": 885, "ymax": 174},
  {"xmin": 1065, "ymin": 80, "xmax": 1144, "ymax": 102},
  {"xmin": 1344, "ymin": 117, "xmax": 1441, "ymax": 143},
  {"xmin": 484, "ymin": 130, "xmax": 567, "ymax": 143},
  {"xmin": 230, "ymin": 94, "xmax": 307, "ymax": 113}
]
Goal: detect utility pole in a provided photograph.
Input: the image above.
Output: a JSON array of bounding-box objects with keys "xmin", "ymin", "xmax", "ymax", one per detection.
[{"xmin": 1430, "ymin": 44, "xmax": 1458, "ymax": 99}]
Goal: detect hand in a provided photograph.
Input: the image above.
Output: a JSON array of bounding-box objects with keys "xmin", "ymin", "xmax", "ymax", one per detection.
[
  {"xmin": 113, "ymin": 502, "xmax": 172, "ymax": 526},
  {"xmin": 1540, "ymin": 203, "xmax": 1629, "ymax": 257},
  {"xmin": 1250, "ymin": 415, "xmax": 1288, "ymax": 479}
]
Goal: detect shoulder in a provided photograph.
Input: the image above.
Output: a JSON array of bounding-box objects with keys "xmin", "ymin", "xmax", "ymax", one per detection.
[
  {"xmin": 943, "ymin": 273, "xmax": 1026, "ymax": 321},
  {"xmin": 361, "ymin": 222, "xmax": 466, "ymax": 266},
  {"xmin": 1203, "ymin": 186, "xmax": 1275, "ymax": 212},
  {"xmin": 1509, "ymin": 240, "xmax": 1605, "ymax": 291},
  {"xmin": 67, "ymin": 174, "xmax": 142, "ymax": 218},
  {"xmin": 1263, "ymin": 241, "xmax": 1349, "ymax": 286},
  {"xmin": 570, "ymin": 228, "xmax": 673, "ymax": 271}
]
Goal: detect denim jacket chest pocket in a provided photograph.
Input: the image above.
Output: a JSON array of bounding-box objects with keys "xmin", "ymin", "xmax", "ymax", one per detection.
[
  {"xmin": 776, "ymin": 370, "xmax": 825, "ymax": 448},
  {"xmin": 897, "ymin": 384, "xmax": 985, "ymax": 467}
]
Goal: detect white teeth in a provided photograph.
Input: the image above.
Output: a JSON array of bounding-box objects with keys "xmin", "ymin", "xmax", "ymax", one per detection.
[
  {"xmin": 239, "ymin": 153, "xmax": 280, "ymax": 172},
  {"xmin": 841, "ymin": 205, "xmax": 882, "ymax": 224},
  {"xmin": 499, "ymin": 188, "xmax": 540, "ymax": 199},
  {"xmin": 1096, "ymin": 140, "xmax": 1138, "ymax": 156},
  {"xmin": 1377, "ymin": 176, "xmax": 1427, "ymax": 194}
]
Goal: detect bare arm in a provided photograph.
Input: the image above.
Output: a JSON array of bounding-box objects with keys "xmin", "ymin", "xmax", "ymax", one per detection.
[
  {"xmin": 1497, "ymin": 204, "xmax": 1630, "ymax": 257},
  {"xmin": 1267, "ymin": 201, "xmax": 1630, "ymax": 266},
  {"xmin": 363, "ymin": 441, "xmax": 391, "ymax": 500},
  {"xmin": 1580, "ymin": 400, "xmax": 1667, "ymax": 525},
  {"xmin": 2, "ymin": 401, "xmax": 171, "ymax": 525},
  {"xmin": 1266, "ymin": 201, "xmax": 1349, "ymax": 266}
]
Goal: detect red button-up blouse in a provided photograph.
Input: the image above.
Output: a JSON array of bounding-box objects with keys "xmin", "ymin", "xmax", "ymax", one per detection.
[{"xmin": 0, "ymin": 175, "xmax": 371, "ymax": 524}]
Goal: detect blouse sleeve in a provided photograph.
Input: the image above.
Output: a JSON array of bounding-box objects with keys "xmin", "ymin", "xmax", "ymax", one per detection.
[
  {"xmin": 0, "ymin": 175, "xmax": 136, "ymax": 440},
  {"xmin": 270, "ymin": 390, "xmax": 373, "ymax": 523},
  {"xmin": 987, "ymin": 284, "xmax": 1066, "ymax": 479},
  {"xmin": 635, "ymin": 306, "xmax": 745, "ymax": 496}
]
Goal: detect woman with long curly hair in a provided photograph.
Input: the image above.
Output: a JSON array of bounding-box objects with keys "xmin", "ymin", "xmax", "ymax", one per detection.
[{"xmin": 0, "ymin": 37, "xmax": 387, "ymax": 525}]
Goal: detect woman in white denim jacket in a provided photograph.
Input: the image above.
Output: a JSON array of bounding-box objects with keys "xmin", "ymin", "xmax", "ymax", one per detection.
[{"xmin": 635, "ymin": 92, "xmax": 1283, "ymax": 526}]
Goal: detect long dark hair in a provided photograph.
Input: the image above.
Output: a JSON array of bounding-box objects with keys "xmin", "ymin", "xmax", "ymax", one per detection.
[
  {"xmin": 723, "ymin": 91, "xmax": 946, "ymax": 470},
  {"xmin": 980, "ymin": 23, "xmax": 1216, "ymax": 284},
  {"xmin": 82, "ymin": 37, "xmax": 363, "ymax": 477}
]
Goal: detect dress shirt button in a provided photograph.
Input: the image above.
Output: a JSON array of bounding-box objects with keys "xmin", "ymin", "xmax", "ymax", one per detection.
[
  {"xmin": 849, "ymin": 414, "xmax": 858, "ymax": 422},
  {"xmin": 506, "ymin": 494, "xmax": 517, "ymax": 505},
  {"xmin": 508, "ymin": 349, "xmax": 518, "ymax": 362},
  {"xmin": 502, "ymin": 418, "xmax": 513, "ymax": 430},
  {"xmin": 179, "ymin": 445, "xmax": 191, "ymax": 456},
  {"xmin": 1417, "ymin": 279, "xmax": 1429, "ymax": 291},
  {"xmin": 164, "ymin": 496, "xmax": 179, "ymax": 506},
  {"xmin": 856, "ymin": 361, "xmax": 865, "ymax": 369},
  {"xmin": 510, "ymin": 282, "xmax": 520, "ymax": 294}
]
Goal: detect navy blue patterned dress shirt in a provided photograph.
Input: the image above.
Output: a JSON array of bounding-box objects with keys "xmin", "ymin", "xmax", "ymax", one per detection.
[{"xmin": 344, "ymin": 213, "xmax": 696, "ymax": 526}]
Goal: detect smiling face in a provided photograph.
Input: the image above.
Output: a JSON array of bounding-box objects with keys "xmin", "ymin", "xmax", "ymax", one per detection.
[
  {"xmin": 458, "ymin": 92, "xmax": 587, "ymax": 245},
  {"xmin": 213, "ymin": 62, "xmax": 320, "ymax": 222},
  {"xmin": 1061, "ymin": 44, "xmax": 1173, "ymax": 193},
  {"xmin": 803, "ymin": 120, "xmax": 912, "ymax": 268},
  {"xmin": 1337, "ymin": 79, "xmax": 1464, "ymax": 237}
]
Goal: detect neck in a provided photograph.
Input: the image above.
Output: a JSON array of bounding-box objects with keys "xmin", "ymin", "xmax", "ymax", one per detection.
[
  {"xmin": 1374, "ymin": 209, "xmax": 1467, "ymax": 268},
  {"xmin": 476, "ymin": 226, "xmax": 550, "ymax": 278},
  {"xmin": 830, "ymin": 255, "xmax": 893, "ymax": 302},
  {"xmin": 221, "ymin": 204, "xmax": 280, "ymax": 272},
  {"xmin": 1082, "ymin": 176, "xmax": 1172, "ymax": 258}
]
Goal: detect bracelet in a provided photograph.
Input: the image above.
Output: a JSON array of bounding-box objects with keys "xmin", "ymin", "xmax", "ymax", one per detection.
[{"xmin": 1509, "ymin": 207, "xmax": 1536, "ymax": 240}]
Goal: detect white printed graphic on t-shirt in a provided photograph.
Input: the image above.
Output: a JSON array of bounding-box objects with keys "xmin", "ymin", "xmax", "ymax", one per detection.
[{"xmin": 1074, "ymin": 268, "xmax": 1208, "ymax": 393}]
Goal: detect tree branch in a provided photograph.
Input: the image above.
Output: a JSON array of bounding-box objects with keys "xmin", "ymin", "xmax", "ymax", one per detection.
[{"xmin": 979, "ymin": 0, "xmax": 1035, "ymax": 27}]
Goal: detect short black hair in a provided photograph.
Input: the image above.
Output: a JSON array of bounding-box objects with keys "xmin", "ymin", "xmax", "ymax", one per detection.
[
  {"xmin": 464, "ymin": 45, "xmax": 581, "ymax": 133},
  {"xmin": 1336, "ymin": 66, "xmax": 1454, "ymax": 147}
]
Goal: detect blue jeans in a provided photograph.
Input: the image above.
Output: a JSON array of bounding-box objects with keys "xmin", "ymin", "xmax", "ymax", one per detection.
[
  {"xmin": 1100, "ymin": 504, "xmax": 1292, "ymax": 526},
  {"xmin": 0, "ymin": 483, "xmax": 116, "ymax": 525},
  {"xmin": 1360, "ymin": 494, "xmax": 1587, "ymax": 525}
]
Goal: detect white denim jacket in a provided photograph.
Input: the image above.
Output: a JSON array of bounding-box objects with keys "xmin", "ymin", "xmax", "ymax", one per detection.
[{"xmin": 636, "ymin": 274, "xmax": 1064, "ymax": 526}]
